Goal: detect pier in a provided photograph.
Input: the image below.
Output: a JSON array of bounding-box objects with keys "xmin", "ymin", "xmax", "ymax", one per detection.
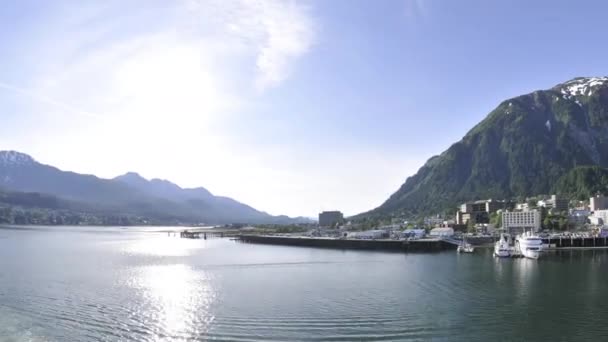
[
  {"xmin": 238, "ymin": 235, "xmax": 455, "ymax": 252},
  {"xmin": 179, "ymin": 230, "xmax": 238, "ymax": 239},
  {"xmin": 542, "ymin": 236, "xmax": 608, "ymax": 249}
]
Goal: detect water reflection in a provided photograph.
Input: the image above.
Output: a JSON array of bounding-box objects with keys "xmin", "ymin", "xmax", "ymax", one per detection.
[
  {"xmin": 124, "ymin": 234, "xmax": 208, "ymax": 257},
  {"xmin": 129, "ymin": 264, "xmax": 216, "ymax": 340}
]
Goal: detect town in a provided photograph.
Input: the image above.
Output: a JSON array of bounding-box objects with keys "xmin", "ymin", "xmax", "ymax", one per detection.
[{"xmin": 301, "ymin": 194, "xmax": 608, "ymax": 241}]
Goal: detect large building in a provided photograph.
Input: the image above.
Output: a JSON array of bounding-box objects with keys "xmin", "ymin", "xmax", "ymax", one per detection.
[
  {"xmin": 318, "ymin": 211, "xmax": 344, "ymax": 227},
  {"xmin": 551, "ymin": 195, "xmax": 569, "ymax": 212},
  {"xmin": 591, "ymin": 195, "xmax": 608, "ymax": 212},
  {"xmin": 537, "ymin": 195, "xmax": 569, "ymax": 212},
  {"xmin": 456, "ymin": 199, "xmax": 511, "ymax": 225},
  {"xmin": 502, "ymin": 210, "xmax": 541, "ymax": 233}
]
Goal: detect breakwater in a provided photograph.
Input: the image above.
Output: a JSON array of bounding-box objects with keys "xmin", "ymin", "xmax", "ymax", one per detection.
[{"xmin": 238, "ymin": 235, "xmax": 455, "ymax": 252}]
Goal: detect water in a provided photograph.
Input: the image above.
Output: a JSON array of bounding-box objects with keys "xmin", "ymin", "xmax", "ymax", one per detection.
[{"xmin": 2, "ymin": 226, "xmax": 608, "ymax": 341}]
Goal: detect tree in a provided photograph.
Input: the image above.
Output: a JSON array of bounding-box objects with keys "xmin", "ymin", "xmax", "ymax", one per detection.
[
  {"xmin": 490, "ymin": 212, "xmax": 502, "ymax": 227},
  {"xmin": 558, "ymin": 217, "xmax": 568, "ymax": 231},
  {"xmin": 543, "ymin": 216, "xmax": 553, "ymax": 230},
  {"xmin": 467, "ymin": 219, "xmax": 475, "ymax": 233}
]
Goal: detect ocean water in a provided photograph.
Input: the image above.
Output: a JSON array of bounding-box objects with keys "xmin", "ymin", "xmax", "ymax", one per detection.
[{"xmin": 1, "ymin": 225, "xmax": 608, "ymax": 341}]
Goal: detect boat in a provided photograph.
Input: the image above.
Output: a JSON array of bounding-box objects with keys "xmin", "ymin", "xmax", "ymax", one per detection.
[
  {"xmin": 457, "ymin": 244, "xmax": 475, "ymax": 253},
  {"xmin": 494, "ymin": 233, "xmax": 511, "ymax": 258},
  {"xmin": 457, "ymin": 236, "xmax": 475, "ymax": 253},
  {"xmin": 515, "ymin": 231, "xmax": 543, "ymax": 259}
]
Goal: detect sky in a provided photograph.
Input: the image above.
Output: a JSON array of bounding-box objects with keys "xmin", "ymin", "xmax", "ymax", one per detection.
[{"xmin": 1, "ymin": 0, "xmax": 607, "ymax": 218}]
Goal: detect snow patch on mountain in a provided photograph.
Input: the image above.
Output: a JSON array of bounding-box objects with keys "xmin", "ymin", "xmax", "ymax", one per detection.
[
  {"xmin": 560, "ymin": 77, "xmax": 608, "ymax": 97},
  {"xmin": 0, "ymin": 151, "xmax": 36, "ymax": 166}
]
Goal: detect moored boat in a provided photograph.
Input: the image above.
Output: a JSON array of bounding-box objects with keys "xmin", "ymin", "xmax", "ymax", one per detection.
[
  {"xmin": 516, "ymin": 231, "xmax": 543, "ymax": 259},
  {"xmin": 457, "ymin": 236, "xmax": 475, "ymax": 253},
  {"xmin": 494, "ymin": 233, "xmax": 511, "ymax": 257}
]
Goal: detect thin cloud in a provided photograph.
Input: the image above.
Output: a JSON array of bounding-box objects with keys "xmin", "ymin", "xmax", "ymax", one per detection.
[
  {"xmin": 251, "ymin": 0, "xmax": 316, "ymax": 91},
  {"xmin": 0, "ymin": 81, "xmax": 102, "ymax": 119}
]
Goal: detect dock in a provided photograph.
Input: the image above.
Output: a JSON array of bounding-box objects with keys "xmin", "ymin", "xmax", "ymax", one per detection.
[
  {"xmin": 179, "ymin": 230, "xmax": 237, "ymax": 239},
  {"xmin": 542, "ymin": 236, "xmax": 608, "ymax": 249},
  {"xmin": 237, "ymin": 235, "xmax": 454, "ymax": 252}
]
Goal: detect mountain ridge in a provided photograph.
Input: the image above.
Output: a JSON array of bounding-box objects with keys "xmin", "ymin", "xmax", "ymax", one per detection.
[
  {"xmin": 361, "ymin": 76, "xmax": 608, "ymax": 219},
  {"xmin": 0, "ymin": 151, "xmax": 307, "ymax": 224}
]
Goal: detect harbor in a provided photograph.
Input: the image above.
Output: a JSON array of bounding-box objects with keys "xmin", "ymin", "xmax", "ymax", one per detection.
[{"xmin": 229, "ymin": 233, "xmax": 608, "ymax": 254}]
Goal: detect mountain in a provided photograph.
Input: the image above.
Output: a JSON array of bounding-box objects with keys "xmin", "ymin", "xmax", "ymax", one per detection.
[
  {"xmin": 112, "ymin": 172, "xmax": 286, "ymax": 224},
  {"xmin": 0, "ymin": 151, "xmax": 304, "ymax": 224},
  {"xmin": 363, "ymin": 77, "xmax": 608, "ymax": 218},
  {"xmin": 114, "ymin": 172, "xmax": 213, "ymax": 202},
  {"xmin": 553, "ymin": 166, "xmax": 608, "ymax": 201}
]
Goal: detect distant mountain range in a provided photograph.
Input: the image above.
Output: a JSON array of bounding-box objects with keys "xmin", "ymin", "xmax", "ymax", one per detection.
[
  {"xmin": 0, "ymin": 151, "xmax": 310, "ymax": 225},
  {"xmin": 361, "ymin": 77, "xmax": 608, "ymax": 219}
]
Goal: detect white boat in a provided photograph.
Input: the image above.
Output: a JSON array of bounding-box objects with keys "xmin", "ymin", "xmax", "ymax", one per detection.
[
  {"xmin": 457, "ymin": 244, "xmax": 475, "ymax": 253},
  {"xmin": 516, "ymin": 231, "xmax": 543, "ymax": 259},
  {"xmin": 494, "ymin": 233, "xmax": 511, "ymax": 258},
  {"xmin": 457, "ymin": 236, "xmax": 475, "ymax": 253}
]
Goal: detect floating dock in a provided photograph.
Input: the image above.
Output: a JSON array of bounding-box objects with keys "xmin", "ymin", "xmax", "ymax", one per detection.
[{"xmin": 238, "ymin": 235, "xmax": 454, "ymax": 252}]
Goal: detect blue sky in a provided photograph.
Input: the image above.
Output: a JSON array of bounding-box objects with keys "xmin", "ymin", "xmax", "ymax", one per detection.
[{"xmin": 1, "ymin": 0, "xmax": 607, "ymax": 217}]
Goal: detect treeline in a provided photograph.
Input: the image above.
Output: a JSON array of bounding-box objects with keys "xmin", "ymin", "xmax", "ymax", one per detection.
[
  {"xmin": 0, "ymin": 206, "xmax": 156, "ymax": 226},
  {"xmin": 0, "ymin": 190, "xmax": 191, "ymax": 226},
  {"xmin": 553, "ymin": 166, "xmax": 608, "ymax": 200}
]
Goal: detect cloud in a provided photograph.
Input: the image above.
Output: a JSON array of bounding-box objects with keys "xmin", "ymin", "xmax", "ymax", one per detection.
[
  {"xmin": 0, "ymin": 81, "xmax": 102, "ymax": 119},
  {"xmin": 185, "ymin": 0, "xmax": 316, "ymax": 91},
  {"xmin": 249, "ymin": 1, "xmax": 316, "ymax": 91}
]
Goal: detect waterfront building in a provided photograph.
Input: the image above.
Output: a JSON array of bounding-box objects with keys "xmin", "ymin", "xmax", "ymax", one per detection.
[
  {"xmin": 318, "ymin": 211, "xmax": 344, "ymax": 227},
  {"xmin": 590, "ymin": 195, "xmax": 608, "ymax": 211},
  {"xmin": 402, "ymin": 229, "xmax": 426, "ymax": 239},
  {"xmin": 347, "ymin": 230, "xmax": 387, "ymax": 239},
  {"xmin": 591, "ymin": 210, "xmax": 608, "ymax": 226},
  {"xmin": 429, "ymin": 227, "xmax": 454, "ymax": 237},
  {"xmin": 456, "ymin": 199, "xmax": 511, "ymax": 225},
  {"xmin": 589, "ymin": 216, "xmax": 604, "ymax": 226},
  {"xmin": 502, "ymin": 210, "xmax": 541, "ymax": 234}
]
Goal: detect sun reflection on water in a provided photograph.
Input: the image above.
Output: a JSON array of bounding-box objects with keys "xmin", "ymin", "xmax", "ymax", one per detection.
[
  {"xmin": 124, "ymin": 234, "xmax": 209, "ymax": 257},
  {"xmin": 129, "ymin": 264, "xmax": 216, "ymax": 341}
]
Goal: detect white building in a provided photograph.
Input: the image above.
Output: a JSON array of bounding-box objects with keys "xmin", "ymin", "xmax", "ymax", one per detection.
[
  {"xmin": 347, "ymin": 230, "xmax": 387, "ymax": 239},
  {"xmin": 402, "ymin": 229, "xmax": 426, "ymax": 239},
  {"xmin": 589, "ymin": 216, "xmax": 604, "ymax": 226},
  {"xmin": 591, "ymin": 210, "xmax": 608, "ymax": 226},
  {"xmin": 429, "ymin": 227, "xmax": 454, "ymax": 237},
  {"xmin": 502, "ymin": 210, "xmax": 541, "ymax": 233},
  {"xmin": 591, "ymin": 196, "xmax": 608, "ymax": 212}
]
